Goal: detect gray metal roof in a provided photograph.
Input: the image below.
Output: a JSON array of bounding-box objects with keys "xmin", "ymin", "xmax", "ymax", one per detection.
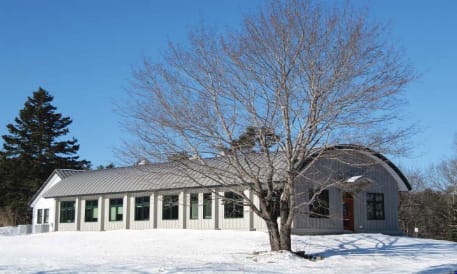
[
  {"xmin": 43, "ymin": 145, "xmax": 411, "ymax": 198},
  {"xmin": 29, "ymin": 169, "xmax": 84, "ymax": 206},
  {"xmin": 44, "ymin": 154, "xmax": 287, "ymax": 198},
  {"xmin": 55, "ymin": 169, "xmax": 84, "ymax": 179}
]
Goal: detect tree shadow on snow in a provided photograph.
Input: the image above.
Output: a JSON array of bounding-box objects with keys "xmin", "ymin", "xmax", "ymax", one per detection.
[
  {"xmin": 416, "ymin": 264, "xmax": 457, "ymax": 274},
  {"xmin": 294, "ymin": 234, "xmax": 457, "ymax": 258}
]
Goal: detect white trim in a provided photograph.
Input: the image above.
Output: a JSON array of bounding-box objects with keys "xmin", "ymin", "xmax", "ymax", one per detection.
[{"xmin": 358, "ymin": 150, "xmax": 409, "ymax": 191}]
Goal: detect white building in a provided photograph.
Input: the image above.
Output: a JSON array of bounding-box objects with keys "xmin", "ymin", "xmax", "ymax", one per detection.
[
  {"xmin": 30, "ymin": 145, "xmax": 411, "ymax": 235},
  {"xmin": 29, "ymin": 169, "xmax": 83, "ymax": 233}
]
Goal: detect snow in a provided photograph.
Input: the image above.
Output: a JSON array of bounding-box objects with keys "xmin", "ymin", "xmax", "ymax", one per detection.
[
  {"xmin": 0, "ymin": 226, "xmax": 19, "ymax": 236},
  {"xmin": 1, "ymin": 229, "xmax": 456, "ymax": 273},
  {"xmin": 347, "ymin": 175, "xmax": 363, "ymax": 183}
]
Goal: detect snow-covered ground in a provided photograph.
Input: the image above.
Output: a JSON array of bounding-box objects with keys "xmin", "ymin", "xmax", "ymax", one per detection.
[{"xmin": 1, "ymin": 229, "xmax": 456, "ymax": 273}]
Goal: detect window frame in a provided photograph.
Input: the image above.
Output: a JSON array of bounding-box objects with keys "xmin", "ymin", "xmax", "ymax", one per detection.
[
  {"xmin": 109, "ymin": 198, "xmax": 124, "ymax": 222},
  {"xmin": 60, "ymin": 201, "xmax": 75, "ymax": 223},
  {"xmin": 189, "ymin": 193, "xmax": 199, "ymax": 220},
  {"xmin": 134, "ymin": 196, "xmax": 150, "ymax": 221},
  {"xmin": 203, "ymin": 193, "xmax": 212, "ymax": 219},
  {"xmin": 162, "ymin": 194, "xmax": 179, "ymax": 220},
  {"xmin": 43, "ymin": 208, "xmax": 49, "ymax": 224},
  {"xmin": 367, "ymin": 193, "xmax": 385, "ymax": 220},
  {"xmin": 223, "ymin": 191, "xmax": 244, "ymax": 219},
  {"xmin": 37, "ymin": 209, "xmax": 43, "ymax": 224},
  {"xmin": 84, "ymin": 199, "xmax": 99, "ymax": 222},
  {"xmin": 309, "ymin": 189, "xmax": 330, "ymax": 218}
]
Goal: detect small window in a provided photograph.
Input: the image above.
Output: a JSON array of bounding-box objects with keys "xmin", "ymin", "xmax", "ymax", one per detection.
[
  {"xmin": 43, "ymin": 208, "xmax": 49, "ymax": 224},
  {"xmin": 203, "ymin": 193, "xmax": 212, "ymax": 219},
  {"xmin": 109, "ymin": 198, "xmax": 123, "ymax": 221},
  {"xmin": 224, "ymin": 192, "xmax": 244, "ymax": 219},
  {"xmin": 309, "ymin": 189, "xmax": 330, "ymax": 218},
  {"xmin": 84, "ymin": 200, "xmax": 98, "ymax": 222},
  {"xmin": 190, "ymin": 193, "xmax": 198, "ymax": 220},
  {"xmin": 367, "ymin": 193, "xmax": 385, "ymax": 220},
  {"xmin": 162, "ymin": 195, "xmax": 179, "ymax": 220},
  {"xmin": 60, "ymin": 201, "xmax": 75, "ymax": 223},
  {"xmin": 135, "ymin": 196, "xmax": 150, "ymax": 221},
  {"xmin": 37, "ymin": 209, "xmax": 43, "ymax": 224}
]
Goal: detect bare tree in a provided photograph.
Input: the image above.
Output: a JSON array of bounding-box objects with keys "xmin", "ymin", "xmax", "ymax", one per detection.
[
  {"xmin": 121, "ymin": 0, "xmax": 415, "ymax": 251},
  {"xmin": 399, "ymin": 137, "xmax": 457, "ymax": 241},
  {"xmin": 436, "ymin": 138, "xmax": 457, "ymax": 241}
]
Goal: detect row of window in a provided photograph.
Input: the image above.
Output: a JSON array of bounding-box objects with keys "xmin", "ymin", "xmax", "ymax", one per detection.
[
  {"xmin": 36, "ymin": 208, "xmax": 49, "ymax": 224},
  {"xmin": 166, "ymin": 192, "xmax": 244, "ymax": 220},
  {"xmin": 309, "ymin": 190, "xmax": 385, "ymax": 220},
  {"xmin": 59, "ymin": 192, "xmax": 244, "ymax": 223},
  {"xmin": 57, "ymin": 191, "xmax": 385, "ymax": 223}
]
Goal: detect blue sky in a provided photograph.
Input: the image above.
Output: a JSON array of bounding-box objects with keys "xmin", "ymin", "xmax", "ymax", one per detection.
[{"xmin": 0, "ymin": 1, "xmax": 456, "ymax": 170}]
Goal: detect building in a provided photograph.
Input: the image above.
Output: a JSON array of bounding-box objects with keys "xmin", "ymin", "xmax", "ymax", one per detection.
[{"xmin": 30, "ymin": 145, "xmax": 411, "ymax": 234}]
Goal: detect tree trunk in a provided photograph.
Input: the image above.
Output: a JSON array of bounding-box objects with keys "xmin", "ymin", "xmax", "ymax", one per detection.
[
  {"xmin": 266, "ymin": 220, "xmax": 281, "ymax": 251},
  {"xmin": 279, "ymin": 222, "xmax": 292, "ymax": 251},
  {"xmin": 277, "ymin": 174, "xmax": 294, "ymax": 251}
]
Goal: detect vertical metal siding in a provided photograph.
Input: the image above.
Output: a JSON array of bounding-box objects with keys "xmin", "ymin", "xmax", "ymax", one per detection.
[
  {"xmin": 156, "ymin": 192, "xmax": 182, "ymax": 229},
  {"xmin": 57, "ymin": 199, "xmax": 78, "ymax": 232},
  {"xmin": 129, "ymin": 192, "xmax": 154, "ymax": 230},
  {"xmin": 293, "ymin": 149, "xmax": 402, "ymax": 234},
  {"xmin": 186, "ymin": 192, "xmax": 216, "ymax": 230},
  {"xmin": 218, "ymin": 190, "xmax": 250, "ymax": 230},
  {"xmin": 103, "ymin": 195, "xmax": 125, "ymax": 231},
  {"xmin": 79, "ymin": 198, "xmax": 99, "ymax": 231}
]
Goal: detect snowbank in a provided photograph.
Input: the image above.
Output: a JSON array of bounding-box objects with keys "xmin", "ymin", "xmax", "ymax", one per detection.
[{"xmin": 0, "ymin": 230, "xmax": 456, "ymax": 273}]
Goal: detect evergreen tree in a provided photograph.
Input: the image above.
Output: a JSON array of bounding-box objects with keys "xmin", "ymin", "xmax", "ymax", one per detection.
[
  {"xmin": 0, "ymin": 88, "xmax": 90, "ymax": 224},
  {"xmin": 230, "ymin": 126, "xmax": 280, "ymax": 153},
  {"xmin": 96, "ymin": 163, "xmax": 116, "ymax": 170}
]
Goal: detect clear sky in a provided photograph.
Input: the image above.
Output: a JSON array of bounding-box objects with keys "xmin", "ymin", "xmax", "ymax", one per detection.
[{"xmin": 0, "ymin": 0, "xmax": 456, "ymax": 170}]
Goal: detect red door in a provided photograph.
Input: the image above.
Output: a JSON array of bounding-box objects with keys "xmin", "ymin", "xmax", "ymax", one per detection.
[{"xmin": 343, "ymin": 193, "xmax": 354, "ymax": 231}]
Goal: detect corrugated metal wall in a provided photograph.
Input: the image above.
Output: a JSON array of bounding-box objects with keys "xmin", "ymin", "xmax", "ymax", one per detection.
[
  {"xmin": 186, "ymin": 192, "xmax": 217, "ymax": 230},
  {"xmin": 129, "ymin": 192, "xmax": 154, "ymax": 230},
  {"xmin": 103, "ymin": 194, "xmax": 126, "ymax": 231},
  {"xmin": 293, "ymin": 149, "xmax": 402, "ymax": 234}
]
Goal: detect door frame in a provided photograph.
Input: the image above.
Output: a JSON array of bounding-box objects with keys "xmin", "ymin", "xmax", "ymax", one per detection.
[{"xmin": 343, "ymin": 192, "xmax": 355, "ymax": 231}]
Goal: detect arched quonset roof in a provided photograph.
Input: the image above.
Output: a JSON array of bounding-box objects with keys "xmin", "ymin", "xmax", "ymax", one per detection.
[{"xmin": 315, "ymin": 144, "xmax": 411, "ymax": 191}]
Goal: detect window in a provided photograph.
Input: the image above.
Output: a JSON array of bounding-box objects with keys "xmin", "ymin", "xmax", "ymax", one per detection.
[
  {"xmin": 84, "ymin": 200, "xmax": 98, "ymax": 222},
  {"xmin": 135, "ymin": 196, "xmax": 150, "ymax": 221},
  {"xmin": 224, "ymin": 192, "xmax": 244, "ymax": 218},
  {"xmin": 309, "ymin": 189, "xmax": 330, "ymax": 218},
  {"xmin": 37, "ymin": 209, "xmax": 43, "ymax": 224},
  {"xmin": 60, "ymin": 201, "xmax": 75, "ymax": 223},
  {"xmin": 189, "ymin": 193, "xmax": 198, "ymax": 219},
  {"xmin": 109, "ymin": 198, "xmax": 123, "ymax": 221},
  {"xmin": 43, "ymin": 209, "xmax": 49, "ymax": 224},
  {"xmin": 203, "ymin": 193, "xmax": 212, "ymax": 219},
  {"xmin": 367, "ymin": 193, "xmax": 385, "ymax": 220},
  {"xmin": 162, "ymin": 195, "xmax": 179, "ymax": 220}
]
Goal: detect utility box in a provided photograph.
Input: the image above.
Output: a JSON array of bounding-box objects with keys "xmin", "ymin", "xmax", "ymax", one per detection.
[
  {"xmin": 34, "ymin": 224, "xmax": 50, "ymax": 233},
  {"xmin": 17, "ymin": 224, "xmax": 33, "ymax": 234}
]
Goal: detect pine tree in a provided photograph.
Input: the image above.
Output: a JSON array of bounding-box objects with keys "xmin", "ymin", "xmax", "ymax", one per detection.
[{"xmin": 0, "ymin": 88, "xmax": 90, "ymax": 224}]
